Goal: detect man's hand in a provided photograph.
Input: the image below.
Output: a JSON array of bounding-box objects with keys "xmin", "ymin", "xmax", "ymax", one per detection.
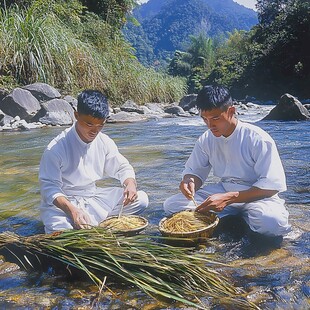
[
  {"xmin": 122, "ymin": 178, "xmax": 138, "ymax": 206},
  {"xmin": 179, "ymin": 174, "xmax": 202, "ymax": 199},
  {"xmin": 179, "ymin": 179, "xmax": 195, "ymax": 199},
  {"xmin": 196, "ymin": 193, "xmax": 233, "ymax": 214},
  {"xmin": 71, "ymin": 207, "xmax": 92, "ymax": 229},
  {"xmin": 53, "ymin": 196, "xmax": 91, "ymax": 229}
]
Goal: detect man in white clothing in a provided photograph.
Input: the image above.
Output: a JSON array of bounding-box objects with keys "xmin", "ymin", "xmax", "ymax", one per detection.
[
  {"xmin": 164, "ymin": 85, "xmax": 291, "ymax": 238},
  {"xmin": 39, "ymin": 90, "xmax": 148, "ymax": 233}
]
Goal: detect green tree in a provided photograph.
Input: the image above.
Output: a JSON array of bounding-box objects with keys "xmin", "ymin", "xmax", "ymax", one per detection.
[
  {"xmin": 244, "ymin": 0, "xmax": 310, "ymax": 99},
  {"xmin": 204, "ymin": 30, "xmax": 252, "ymax": 93},
  {"xmin": 80, "ymin": 0, "xmax": 137, "ymax": 28},
  {"xmin": 187, "ymin": 33, "xmax": 214, "ymax": 70},
  {"xmin": 256, "ymin": 0, "xmax": 291, "ymax": 26},
  {"xmin": 168, "ymin": 51, "xmax": 192, "ymax": 77},
  {"xmin": 168, "ymin": 32, "xmax": 215, "ymax": 93},
  {"xmin": 1, "ymin": 0, "xmax": 138, "ymax": 28},
  {"xmin": 205, "ymin": 0, "xmax": 310, "ymax": 99}
]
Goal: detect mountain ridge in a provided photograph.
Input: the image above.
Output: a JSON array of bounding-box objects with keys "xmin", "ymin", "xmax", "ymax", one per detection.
[{"xmin": 124, "ymin": 0, "xmax": 258, "ymax": 66}]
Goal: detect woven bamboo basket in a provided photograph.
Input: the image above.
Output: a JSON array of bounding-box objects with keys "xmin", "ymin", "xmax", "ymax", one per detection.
[
  {"xmin": 159, "ymin": 210, "xmax": 219, "ymax": 244},
  {"xmin": 99, "ymin": 215, "xmax": 148, "ymax": 236}
]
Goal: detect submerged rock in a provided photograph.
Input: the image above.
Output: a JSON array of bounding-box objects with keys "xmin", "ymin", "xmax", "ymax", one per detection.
[{"xmin": 0, "ymin": 259, "xmax": 20, "ymax": 275}]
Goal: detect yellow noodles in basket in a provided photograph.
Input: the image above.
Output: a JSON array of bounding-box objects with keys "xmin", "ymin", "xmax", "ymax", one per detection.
[
  {"xmin": 100, "ymin": 215, "xmax": 146, "ymax": 231},
  {"xmin": 161, "ymin": 210, "xmax": 213, "ymax": 233}
]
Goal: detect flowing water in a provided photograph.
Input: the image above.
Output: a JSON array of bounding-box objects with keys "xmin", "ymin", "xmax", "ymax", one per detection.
[{"xmin": 0, "ymin": 112, "xmax": 309, "ymax": 309}]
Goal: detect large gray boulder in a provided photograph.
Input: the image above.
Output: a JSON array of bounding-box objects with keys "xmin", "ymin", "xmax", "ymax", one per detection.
[
  {"xmin": 33, "ymin": 98, "xmax": 75, "ymax": 125},
  {"xmin": 164, "ymin": 105, "xmax": 188, "ymax": 116},
  {"xmin": 263, "ymin": 93, "xmax": 310, "ymax": 121},
  {"xmin": 145, "ymin": 103, "xmax": 165, "ymax": 114},
  {"xmin": 120, "ymin": 100, "xmax": 145, "ymax": 114},
  {"xmin": 22, "ymin": 82, "xmax": 61, "ymax": 102},
  {"xmin": 108, "ymin": 111, "xmax": 148, "ymax": 123},
  {"xmin": 0, "ymin": 88, "xmax": 41, "ymax": 121},
  {"xmin": 63, "ymin": 95, "xmax": 77, "ymax": 111},
  {"xmin": 179, "ymin": 94, "xmax": 197, "ymax": 111}
]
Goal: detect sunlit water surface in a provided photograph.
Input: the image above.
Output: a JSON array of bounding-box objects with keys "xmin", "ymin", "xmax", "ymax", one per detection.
[{"xmin": 0, "ymin": 113, "xmax": 309, "ymax": 309}]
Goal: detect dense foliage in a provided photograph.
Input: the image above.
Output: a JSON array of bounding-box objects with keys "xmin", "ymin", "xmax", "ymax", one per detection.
[
  {"xmin": 0, "ymin": 0, "xmax": 187, "ymax": 105},
  {"xmin": 225, "ymin": 0, "xmax": 310, "ymax": 100},
  {"xmin": 168, "ymin": 33, "xmax": 215, "ymax": 93},
  {"xmin": 164, "ymin": 0, "xmax": 310, "ymax": 100},
  {"xmin": 1, "ymin": 0, "xmax": 308, "ymax": 102},
  {"xmin": 80, "ymin": 0, "xmax": 136, "ymax": 28},
  {"xmin": 241, "ymin": 0, "xmax": 310, "ymax": 99}
]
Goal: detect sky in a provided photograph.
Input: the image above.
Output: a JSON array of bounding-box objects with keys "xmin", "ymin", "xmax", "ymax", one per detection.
[{"xmin": 137, "ymin": 0, "xmax": 257, "ymax": 11}]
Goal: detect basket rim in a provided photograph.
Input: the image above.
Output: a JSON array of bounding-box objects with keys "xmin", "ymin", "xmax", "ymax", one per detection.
[
  {"xmin": 158, "ymin": 210, "xmax": 219, "ymax": 236},
  {"xmin": 99, "ymin": 215, "xmax": 149, "ymax": 232}
]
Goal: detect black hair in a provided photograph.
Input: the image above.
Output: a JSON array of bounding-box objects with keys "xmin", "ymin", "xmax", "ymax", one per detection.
[
  {"xmin": 77, "ymin": 90, "xmax": 109, "ymax": 119},
  {"xmin": 196, "ymin": 85, "xmax": 233, "ymax": 111}
]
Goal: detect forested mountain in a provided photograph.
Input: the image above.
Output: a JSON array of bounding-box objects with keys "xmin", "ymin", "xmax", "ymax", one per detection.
[{"xmin": 124, "ymin": 0, "xmax": 258, "ymax": 66}]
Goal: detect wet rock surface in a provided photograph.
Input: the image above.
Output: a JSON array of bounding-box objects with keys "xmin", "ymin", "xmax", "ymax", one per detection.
[{"xmin": 0, "ymin": 257, "xmax": 20, "ymax": 275}]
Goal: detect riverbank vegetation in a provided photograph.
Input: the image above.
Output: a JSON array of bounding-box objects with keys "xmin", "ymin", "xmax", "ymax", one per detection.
[
  {"xmin": 168, "ymin": 0, "xmax": 310, "ymax": 100},
  {"xmin": 0, "ymin": 0, "xmax": 309, "ymax": 104},
  {"xmin": 0, "ymin": 0, "xmax": 186, "ymax": 105}
]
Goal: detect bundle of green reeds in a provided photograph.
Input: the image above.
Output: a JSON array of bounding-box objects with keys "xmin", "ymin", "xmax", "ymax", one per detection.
[{"xmin": 0, "ymin": 229, "xmax": 258, "ymax": 309}]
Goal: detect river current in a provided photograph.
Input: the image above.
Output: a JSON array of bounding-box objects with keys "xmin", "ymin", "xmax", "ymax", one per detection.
[{"xmin": 0, "ymin": 111, "xmax": 309, "ymax": 308}]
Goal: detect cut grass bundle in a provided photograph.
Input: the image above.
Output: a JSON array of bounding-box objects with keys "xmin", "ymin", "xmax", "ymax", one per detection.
[{"xmin": 0, "ymin": 229, "xmax": 259, "ymax": 309}]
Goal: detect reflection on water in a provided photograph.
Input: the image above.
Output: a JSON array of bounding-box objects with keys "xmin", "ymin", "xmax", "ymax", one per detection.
[{"xmin": 0, "ymin": 116, "xmax": 309, "ymax": 308}]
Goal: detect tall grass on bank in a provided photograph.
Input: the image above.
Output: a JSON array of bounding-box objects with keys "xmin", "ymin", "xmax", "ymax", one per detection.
[
  {"xmin": 0, "ymin": 229, "xmax": 259, "ymax": 309},
  {"xmin": 0, "ymin": 3, "xmax": 186, "ymax": 105},
  {"xmin": 0, "ymin": 4, "xmax": 107, "ymax": 92}
]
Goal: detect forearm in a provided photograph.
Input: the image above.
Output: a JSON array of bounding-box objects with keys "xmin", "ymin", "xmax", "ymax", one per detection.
[
  {"xmin": 227, "ymin": 187, "xmax": 278, "ymax": 204},
  {"xmin": 196, "ymin": 186, "xmax": 278, "ymax": 214},
  {"xmin": 53, "ymin": 196, "xmax": 76, "ymax": 219}
]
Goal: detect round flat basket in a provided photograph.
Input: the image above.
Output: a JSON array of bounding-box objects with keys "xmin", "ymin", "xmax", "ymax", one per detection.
[
  {"xmin": 99, "ymin": 215, "xmax": 148, "ymax": 236},
  {"xmin": 159, "ymin": 210, "xmax": 219, "ymax": 244}
]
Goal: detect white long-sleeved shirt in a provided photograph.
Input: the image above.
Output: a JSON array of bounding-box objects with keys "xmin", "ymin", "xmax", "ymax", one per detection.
[
  {"xmin": 183, "ymin": 120, "xmax": 287, "ymax": 192},
  {"xmin": 39, "ymin": 124, "xmax": 135, "ymax": 206}
]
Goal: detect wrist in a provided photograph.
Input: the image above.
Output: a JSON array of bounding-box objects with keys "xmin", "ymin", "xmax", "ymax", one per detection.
[
  {"xmin": 227, "ymin": 191, "xmax": 239, "ymax": 204},
  {"xmin": 123, "ymin": 178, "xmax": 137, "ymax": 187},
  {"xmin": 183, "ymin": 177, "xmax": 195, "ymax": 184}
]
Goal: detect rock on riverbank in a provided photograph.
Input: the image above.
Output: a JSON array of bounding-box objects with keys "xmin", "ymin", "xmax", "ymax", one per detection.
[{"xmin": 0, "ymin": 83, "xmax": 308, "ymax": 131}]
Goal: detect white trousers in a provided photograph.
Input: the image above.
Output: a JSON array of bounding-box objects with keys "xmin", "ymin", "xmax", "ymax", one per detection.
[
  {"xmin": 40, "ymin": 187, "xmax": 149, "ymax": 234},
  {"xmin": 163, "ymin": 183, "xmax": 291, "ymax": 237}
]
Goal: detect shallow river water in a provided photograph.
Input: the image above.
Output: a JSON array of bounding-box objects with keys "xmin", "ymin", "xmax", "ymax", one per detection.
[{"xmin": 0, "ymin": 111, "xmax": 309, "ymax": 309}]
